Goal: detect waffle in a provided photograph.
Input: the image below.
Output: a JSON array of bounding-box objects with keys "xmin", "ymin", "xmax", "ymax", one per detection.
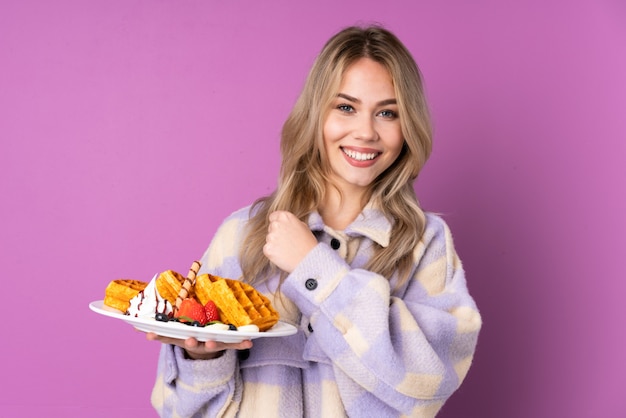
[
  {"xmin": 156, "ymin": 270, "xmax": 195, "ymax": 306},
  {"xmin": 104, "ymin": 279, "xmax": 148, "ymax": 313},
  {"xmin": 195, "ymin": 274, "xmax": 279, "ymax": 331}
]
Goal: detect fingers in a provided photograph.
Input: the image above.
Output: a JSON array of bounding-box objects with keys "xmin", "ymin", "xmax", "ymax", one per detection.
[
  {"xmin": 268, "ymin": 210, "xmax": 289, "ymax": 222},
  {"xmin": 264, "ymin": 212, "xmax": 284, "ymax": 258},
  {"xmin": 183, "ymin": 337, "xmax": 201, "ymax": 350},
  {"xmin": 145, "ymin": 332, "xmax": 253, "ymax": 353},
  {"xmin": 266, "ymin": 210, "xmax": 298, "ymax": 239},
  {"xmin": 267, "ymin": 211, "xmax": 286, "ymax": 234},
  {"xmin": 193, "ymin": 339, "xmax": 253, "ymax": 355},
  {"xmin": 235, "ymin": 339, "xmax": 253, "ymax": 350},
  {"xmin": 265, "ymin": 210, "xmax": 318, "ymax": 273}
]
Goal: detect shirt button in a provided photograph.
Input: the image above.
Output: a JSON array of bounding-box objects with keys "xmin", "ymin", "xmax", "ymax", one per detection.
[
  {"xmin": 305, "ymin": 278, "xmax": 318, "ymax": 290},
  {"xmin": 330, "ymin": 238, "xmax": 340, "ymax": 250}
]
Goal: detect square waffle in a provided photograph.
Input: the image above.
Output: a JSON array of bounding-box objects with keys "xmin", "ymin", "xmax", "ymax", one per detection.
[
  {"xmin": 195, "ymin": 274, "xmax": 279, "ymax": 331},
  {"xmin": 104, "ymin": 279, "xmax": 148, "ymax": 313}
]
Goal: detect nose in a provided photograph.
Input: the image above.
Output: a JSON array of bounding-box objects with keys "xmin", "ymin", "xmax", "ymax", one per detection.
[{"xmin": 353, "ymin": 115, "xmax": 378, "ymax": 141}]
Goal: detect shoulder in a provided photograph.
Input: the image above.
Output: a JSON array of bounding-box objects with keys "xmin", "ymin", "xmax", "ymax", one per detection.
[
  {"xmin": 212, "ymin": 204, "xmax": 256, "ymax": 239},
  {"xmin": 423, "ymin": 212, "xmax": 449, "ymax": 234},
  {"xmin": 423, "ymin": 212, "xmax": 449, "ymax": 232},
  {"xmin": 223, "ymin": 199, "xmax": 268, "ymax": 221},
  {"xmin": 420, "ymin": 212, "xmax": 458, "ymax": 253},
  {"xmin": 224, "ymin": 204, "xmax": 254, "ymax": 221},
  {"xmin": 218, "ymin": 202, "xmax": 265, "ymax": 226},
  {"xmin": 200, "ymin": 204, "xmax": 256, "ymax": 271}
]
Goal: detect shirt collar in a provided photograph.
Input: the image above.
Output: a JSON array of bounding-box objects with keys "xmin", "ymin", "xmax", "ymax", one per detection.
[{"xmin": 306, "ymin": 202, "xmax": 392, "ymax": 248}]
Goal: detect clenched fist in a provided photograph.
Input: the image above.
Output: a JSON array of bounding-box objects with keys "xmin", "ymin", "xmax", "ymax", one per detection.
[{"xmin": 263, "ymin": 211, "xmax": 318, "ymax": 273}]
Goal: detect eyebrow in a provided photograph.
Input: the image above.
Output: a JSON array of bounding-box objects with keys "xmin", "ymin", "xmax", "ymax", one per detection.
[{"xmin": 336, "ymin": 93, "xmax": 397, "ymax": 107}]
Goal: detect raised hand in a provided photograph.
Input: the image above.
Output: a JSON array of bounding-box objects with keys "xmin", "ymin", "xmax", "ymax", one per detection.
[{"xmin": 263, "ymin": 210, "xmax": 318, "ymax": 273}]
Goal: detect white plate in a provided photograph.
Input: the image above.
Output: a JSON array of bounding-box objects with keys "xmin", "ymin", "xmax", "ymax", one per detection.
[{"xmin": 89, "ymin": 300, "xmax": 297, "ymax": 343}]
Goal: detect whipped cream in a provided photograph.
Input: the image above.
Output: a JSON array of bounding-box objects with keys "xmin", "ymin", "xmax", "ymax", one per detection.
[
  {"xmin": 128, "ymin": 274, "xmax": 173, "ymax": 318},
  {"xmin": 236, "ymin": 324, "xmax": 260, "ymax": 332},
  {"xmin": 205, "ymin": 323, "xmax": 230, "ymax": 331}
]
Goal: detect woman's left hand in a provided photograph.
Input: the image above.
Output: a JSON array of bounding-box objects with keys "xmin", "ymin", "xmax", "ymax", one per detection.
[{"xmin": 263, "ymin": 210, "xmax": 318, "ymax": 273}]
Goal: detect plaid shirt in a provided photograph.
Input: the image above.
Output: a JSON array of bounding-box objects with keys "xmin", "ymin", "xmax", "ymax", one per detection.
[{"xmin": 151, "ymin": 204, "xmax": 481, "ymax": 417}]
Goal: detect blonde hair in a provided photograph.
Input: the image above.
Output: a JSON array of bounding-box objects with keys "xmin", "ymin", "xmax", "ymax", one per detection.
[{"xmin": 240, "ymin": 25, "xmax": 433, "ymax": 287}]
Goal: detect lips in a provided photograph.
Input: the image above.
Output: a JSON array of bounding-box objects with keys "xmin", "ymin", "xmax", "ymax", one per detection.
[{"xmin": 339, "ymin": 147, "xmax": 382, "ymax": 169}]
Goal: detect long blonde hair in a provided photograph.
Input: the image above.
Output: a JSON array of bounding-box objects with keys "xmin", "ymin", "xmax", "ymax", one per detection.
[{"xmin": 240, "ymin": 25, "xmax": 433, "ymax": 287}]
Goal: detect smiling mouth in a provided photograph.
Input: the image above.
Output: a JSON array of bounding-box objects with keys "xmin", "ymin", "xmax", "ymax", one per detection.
[{"xmin": 341, "ymin": 147, "xmax": 380, "ymax": 161}]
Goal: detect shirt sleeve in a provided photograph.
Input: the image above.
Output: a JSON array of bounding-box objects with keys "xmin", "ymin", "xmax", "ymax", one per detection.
[
  {"xmin": 280, "ymin": 214, "xmax": 481, "ymax": 413},
  {"xmin": 151, "ymin": 346, "xmax": 241, "ymax": 417},
  {"xmin": 150, "ymin": 209, "xmax": 250, "ymax": 417}
]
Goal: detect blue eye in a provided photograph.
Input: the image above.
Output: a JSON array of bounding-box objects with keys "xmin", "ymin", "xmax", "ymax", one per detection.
[
  {"xmin": 337, "ymin": 104, "xmax": 354, "ymax": 113},
  {"xmin": 378, "ymin": 110, "xmax": 398, "ymax": 119}
]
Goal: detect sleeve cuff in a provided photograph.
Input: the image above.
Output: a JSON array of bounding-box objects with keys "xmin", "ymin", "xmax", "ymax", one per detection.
[
  {"xmin": 281, "ymin": 243, "xmax": 350, "ymax": 317},
  {"xmin": 164, "ymin": 345, "xmax": 237, "ymax": 386}
]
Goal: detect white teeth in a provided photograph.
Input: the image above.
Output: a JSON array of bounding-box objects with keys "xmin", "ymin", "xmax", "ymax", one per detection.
[{"xmin": 343, "ymin": 148, "xmax": 378, "ymax": 161}]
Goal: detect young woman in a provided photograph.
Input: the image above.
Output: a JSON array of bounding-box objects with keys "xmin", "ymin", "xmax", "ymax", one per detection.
[{"xmin": 148, "ymin": 25, "xmax": 481, "ymax": 417}]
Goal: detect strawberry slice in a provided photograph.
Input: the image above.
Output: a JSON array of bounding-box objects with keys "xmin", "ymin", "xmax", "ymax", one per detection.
[
  {"xmin": 176, "ymin": 298, "xmax": 208, "ymax": 326},
  {"xmin": 204, "ymin": 300, "xmax": 220, "ymax": 322}
]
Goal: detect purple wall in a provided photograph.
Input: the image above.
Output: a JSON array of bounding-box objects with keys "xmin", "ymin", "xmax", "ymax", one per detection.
[{"xmin": 2, "ymin": 1, "xmax": 624, "ymax": 417}]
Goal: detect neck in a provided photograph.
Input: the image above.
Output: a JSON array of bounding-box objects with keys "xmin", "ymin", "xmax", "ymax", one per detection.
[{"xmin": 318, "ymin": 184, "xmax": 369, "ymax": 230}]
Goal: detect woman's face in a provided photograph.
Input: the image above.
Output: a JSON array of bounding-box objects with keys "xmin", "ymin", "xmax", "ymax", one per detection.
[{"xmin": 323, "ymin": 58, "xmax": 404, "ymax": 195}]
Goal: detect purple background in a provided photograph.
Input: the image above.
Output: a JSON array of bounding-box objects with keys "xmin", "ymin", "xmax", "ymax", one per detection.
[{"xmin": 2, "ymin": 1, "xmax": 625, "ymax": 417}]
